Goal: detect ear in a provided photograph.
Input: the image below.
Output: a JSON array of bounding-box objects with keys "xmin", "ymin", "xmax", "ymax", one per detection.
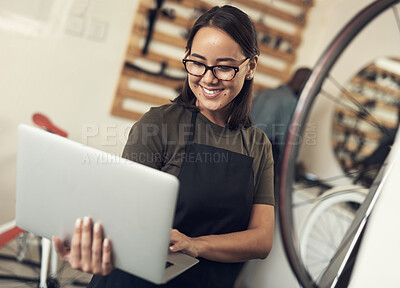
[{"xmin": 246, "ymin": 55, "xmax": 258, "ymax": 79}]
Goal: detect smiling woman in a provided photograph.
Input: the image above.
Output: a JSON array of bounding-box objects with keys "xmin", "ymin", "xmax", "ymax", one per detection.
[
  {"xmin": 181, "ymin": 26, "xmax": 257, "ymax": 126},
  {"xmin": 54, "ymin": 5, "xmax": 275, "ymax": 288},
  {"xmin": 175, "ymin": 6, "xmax": 260, "ymax": 131}
]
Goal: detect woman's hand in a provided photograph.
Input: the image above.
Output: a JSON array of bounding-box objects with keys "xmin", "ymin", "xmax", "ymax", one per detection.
[
  {"xmin": 168, "ymin": 205, "xmax": 274, "ymax": 263},
  {"xmin": 53, "ymin": 217, "xmax": 113, "ymax": 275},
  {"xmin": 169, "ymin": 229, "xmax": 199, "ymax": 258}
]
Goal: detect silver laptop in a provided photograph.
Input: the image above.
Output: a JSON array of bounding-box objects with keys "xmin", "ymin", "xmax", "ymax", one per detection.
[{"xmin": 15, "ymin": 124, "xmax": 198, "ymax": 284}]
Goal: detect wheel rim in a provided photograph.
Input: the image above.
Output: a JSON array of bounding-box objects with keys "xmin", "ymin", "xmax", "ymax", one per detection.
[{"xmin": 278, "ymin": 1, "xmax": 400, "ymax": 287}]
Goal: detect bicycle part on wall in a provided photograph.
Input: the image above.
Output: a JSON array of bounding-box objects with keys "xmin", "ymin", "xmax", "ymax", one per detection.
[
  {"xmin": 331, "ymin": 58, "xmax": 400, "ymax": 187},
  {"xmin": 111, "ymin": 0, "xmax": 313, "ymax": 121},
  {"xmin": 279, "ymin": 0, "xmax": 400, "ymax": 287},
  {"xmin": 32, "ymin": 113, "xmax": 68, "ymax": 138}
]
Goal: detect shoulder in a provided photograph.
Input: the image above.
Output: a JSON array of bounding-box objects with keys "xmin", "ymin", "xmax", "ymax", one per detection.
[
  {"xmin": 253, "ymin": 86, "xmax": 296, "ymax": 113},
  {"xmin": 150, "ymin": 102, "xmax": 187, "ymax": 114},
  {"xmin": 137, "ymin": 103, "xmax": 190, "ymax": 125},
  {"xmin": 243, "ymin": 126, "xmax": 272, "ymax": 153},
  {"xmin": 254, "ymin": 85, "xmax": 292, "ymax": 98}
]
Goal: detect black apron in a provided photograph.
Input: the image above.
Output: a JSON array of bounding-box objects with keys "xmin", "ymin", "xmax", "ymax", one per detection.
[{"xmin": 88, "ymin": 111, "xmax": 255, "ymax": 288}]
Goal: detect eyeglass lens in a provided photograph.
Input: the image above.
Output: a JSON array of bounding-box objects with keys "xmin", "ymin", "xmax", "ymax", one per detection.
[{"xmin": 185, "ymin": 61, "xmax": 236, "ymax": 80}]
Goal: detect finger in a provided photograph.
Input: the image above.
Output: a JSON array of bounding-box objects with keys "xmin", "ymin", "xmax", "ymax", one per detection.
[
  {"xmin": 169, "ymin": 241, "xmax": 183, "ymax": 252},
  {"xmin": 169, "ymin": 229, "xmax": 180, "ymax": 243},
  {"xmin": 91, "ymin": 222, "xmax": 103, "ymax": 274},
  {"xmin": 70, "ymin": 218, "xmax": 83, "ymax": 269},
  {"xmin": 101, "ymin": 238, "xmax": 113, "ymax": 275},
  {"xmin": 52, "ymin": 236, "xmax": 70, "ymax": 261},
  {"xmin": 81, "ymin": 216, "xmax": 93, "ymax": 272},
  {"xmin": 169, "ymin": 229, "xmax": 181, "ymax": 252},
  {"xmin": 169, "ymin": 231, "xmax": 197, "ymax": 256}
]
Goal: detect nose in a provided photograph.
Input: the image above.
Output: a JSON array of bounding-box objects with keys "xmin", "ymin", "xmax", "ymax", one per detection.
[{"xmin": 202, "ymin": 68, "xmax": 219, "ymax": 84}]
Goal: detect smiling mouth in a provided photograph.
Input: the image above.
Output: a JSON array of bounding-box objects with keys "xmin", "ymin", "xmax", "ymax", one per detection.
[{"xmin": 201, "ymin": 86, "xmax": 224, "ymax": 96}]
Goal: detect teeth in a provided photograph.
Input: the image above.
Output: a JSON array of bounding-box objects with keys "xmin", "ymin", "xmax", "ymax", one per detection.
[{"xmin": 203, "ymin": 87, "xmax": 222, "ymax": 94}]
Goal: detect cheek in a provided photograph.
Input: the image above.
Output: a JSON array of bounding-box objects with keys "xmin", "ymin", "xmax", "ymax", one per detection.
[
  {"xmin": 225, "ymin": 81, "xmax": 243, "ymax": 96},
  {"xmin": 188, "ymin": 76, "xmax": 200, "ymax": 90}
]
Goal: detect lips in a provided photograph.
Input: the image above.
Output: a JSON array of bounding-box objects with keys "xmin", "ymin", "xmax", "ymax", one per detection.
[{"xmin": 201, "ymin": 86, "xmax": 224, "ymax": 98}]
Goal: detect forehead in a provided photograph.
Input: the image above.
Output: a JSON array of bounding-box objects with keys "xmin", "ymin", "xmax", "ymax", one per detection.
[{"xmin": 191, "ymin": 27, "xmax": 244, "ymax": 60}]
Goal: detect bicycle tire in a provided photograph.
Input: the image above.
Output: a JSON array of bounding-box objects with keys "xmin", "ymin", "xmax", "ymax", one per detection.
[
  {"xmin": 299, "ymin": 186, "xmax": 368, "ymax": 282},
  {"xmin": 278, "ymin": 0, "xmax": 400, "ymax": 287}
]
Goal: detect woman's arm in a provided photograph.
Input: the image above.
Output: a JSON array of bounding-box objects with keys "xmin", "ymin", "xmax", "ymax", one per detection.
[{"xmin": 169, "ymin": 204, "xmax": 274, "ymax": 262}]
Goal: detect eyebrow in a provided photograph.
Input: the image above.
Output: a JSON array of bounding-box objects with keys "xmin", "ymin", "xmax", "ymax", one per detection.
[{"xmin": 190, "ymin": 53, "xmax": 238, "ymax": 63}]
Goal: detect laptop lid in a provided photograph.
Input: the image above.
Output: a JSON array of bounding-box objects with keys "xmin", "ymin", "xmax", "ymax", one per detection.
[{"xmin": 15, "ymin": 124, "xmax": 197, "ymax": 284}]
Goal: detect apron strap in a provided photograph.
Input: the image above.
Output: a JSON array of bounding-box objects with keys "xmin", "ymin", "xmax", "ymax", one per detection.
[
  {"xmin": 240, "ymin": 129, "xmax": 250, "ymax": 156},
  {"xmin": 186, "ymin": 111, "xmax": 198, "ymax": 154}
]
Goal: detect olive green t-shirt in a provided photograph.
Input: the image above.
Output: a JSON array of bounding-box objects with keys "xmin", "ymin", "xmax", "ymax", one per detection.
[{"xmin": 122, "ymin": 103, "xmax": 275, "ymax": 206}]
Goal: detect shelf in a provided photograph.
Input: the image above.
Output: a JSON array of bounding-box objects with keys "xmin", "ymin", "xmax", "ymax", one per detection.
[
  {"xmin": 334, "ymin": 106, "xmax": 397, "ymax": 130},
  {"xmin": 123, "ymin": 66, "xmax": 183, "ymax": 90},
  {"xmin": 332, "ymin": 123, "xmax": 385, "ymax": 142},
  {"xmin": 234, "ymin": 0, "xmax": 306, "ymax": 27},
  {"xmin": 127, "ymin": 47, "xmax": 183, "ymax": 70},
  {"xmin": 280, "ymin": 0, "xmax": 314, "ymax": 8},
  {"xmin": 351, "ymin": 76, "xmax": 400, "ymax": 99}
]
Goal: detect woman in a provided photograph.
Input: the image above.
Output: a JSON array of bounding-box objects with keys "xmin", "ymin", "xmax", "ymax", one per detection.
[{"xmin": 54, "ymin": 5, "xmax": 275, "ymax": 288}]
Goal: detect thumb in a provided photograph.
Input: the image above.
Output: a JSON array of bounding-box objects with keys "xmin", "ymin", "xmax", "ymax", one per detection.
[{"xmin": 52, "ymin": 236, "xmax": 70, "ymax": 261}]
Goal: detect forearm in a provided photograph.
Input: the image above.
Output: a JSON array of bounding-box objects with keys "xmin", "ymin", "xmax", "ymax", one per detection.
[
  {"xmin": 193, "ymin": 227, "xmax": 273, "ymax": 263},
  {"xmin": 170, "ymin": 205, "xmax": 275, "ymax": 262}
]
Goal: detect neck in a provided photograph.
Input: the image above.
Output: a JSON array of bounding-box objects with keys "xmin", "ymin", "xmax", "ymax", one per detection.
[{"xmin": 196, "ymin": 101, "xmax": 228, "ymax": 127}]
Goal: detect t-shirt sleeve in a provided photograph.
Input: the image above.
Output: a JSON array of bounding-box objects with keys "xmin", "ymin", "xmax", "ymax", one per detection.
[
  {"xmin": 253, "ymin": 132, "xmax": 275, "ymax": 206},
  {"xmin": 122, "ymin": 107, "xmax": 165, "ymax": 170}
]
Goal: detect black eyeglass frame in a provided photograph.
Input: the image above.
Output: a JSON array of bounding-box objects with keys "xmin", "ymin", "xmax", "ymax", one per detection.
[{"xmin": 182, "ymin": 58, "xmax": 250, "ymax": 81}]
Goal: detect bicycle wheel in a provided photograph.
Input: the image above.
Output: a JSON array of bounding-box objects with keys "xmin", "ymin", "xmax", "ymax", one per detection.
[
  {"xmin": 299, "ymin": 186, "xmax": 368, "ymax": 282},
  {"xmin": 279, "ymin": 0, "xmax": 400, "ymax": 287}
]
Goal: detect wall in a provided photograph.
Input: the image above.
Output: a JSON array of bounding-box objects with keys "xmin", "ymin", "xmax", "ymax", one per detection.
[
  {"xmin": 0, "ymin": 0, "xmax": 138, "ymax": 224},
  {"xmin": 349, "ymin": 129, "xmax": 400, "ymax": 287}
]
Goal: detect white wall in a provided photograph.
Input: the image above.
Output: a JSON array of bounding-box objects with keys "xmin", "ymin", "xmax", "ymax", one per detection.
[
  {"xmin": 349, "ymin": 128, "xmax": 400, "ymax": 287},
  {"xmin": 0, "ymin": 0, "xmax": 138, "ymax": 224}
]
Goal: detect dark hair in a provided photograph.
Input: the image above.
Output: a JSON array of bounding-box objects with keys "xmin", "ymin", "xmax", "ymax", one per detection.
[
  {"xmin": 289, "ymin": 67, "xmax": 312, "ymax": 97},
  {"xmin": 173, "ymin": 5, "xmax": 259, "ymax": 130}
]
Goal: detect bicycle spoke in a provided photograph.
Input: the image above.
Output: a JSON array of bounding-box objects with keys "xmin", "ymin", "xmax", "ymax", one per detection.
[{"xmin": 320, "ymin": 84, "xmax": 389, "ymax": 136}]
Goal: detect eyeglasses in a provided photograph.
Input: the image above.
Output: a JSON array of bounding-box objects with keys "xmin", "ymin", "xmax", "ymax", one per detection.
[{"xmin": 182, "ymin": 57, "xmax": 250, "ymax": 81}]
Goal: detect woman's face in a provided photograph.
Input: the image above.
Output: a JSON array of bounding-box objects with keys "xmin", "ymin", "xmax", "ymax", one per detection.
[{"xmin": 187, "ymin": 26, "xmax": 257, "ymax": 126}]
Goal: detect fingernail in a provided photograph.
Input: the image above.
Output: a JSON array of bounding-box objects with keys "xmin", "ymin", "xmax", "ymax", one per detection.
[
  {"xmin": 83, "ymin": 217, "xmax": 90, "ymax": 226},
  {"xmin": 104, "ymin": 238, "xmax": 110, "ymax": 247},
  {"xmin": 75, "ymin": 218, "xmax": 82, "ymax": 228},
  {"xmin": 94, "ymin": 222, "xmax": 100, "ymax": 233}
]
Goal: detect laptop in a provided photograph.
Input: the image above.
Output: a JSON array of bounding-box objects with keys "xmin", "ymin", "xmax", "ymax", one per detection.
[{"xmin": 15, "ymin": 124, "xmax": 198, "ymax": 284}]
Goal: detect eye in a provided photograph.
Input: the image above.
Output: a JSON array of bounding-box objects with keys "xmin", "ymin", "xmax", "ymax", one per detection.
[
  {"xmin": 216, "ymin": 66, "xmax": 234, "ymax": 72},
  {"xmin": 191, "ymin": 61, "xmax": 205, "ymax": 68}
]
